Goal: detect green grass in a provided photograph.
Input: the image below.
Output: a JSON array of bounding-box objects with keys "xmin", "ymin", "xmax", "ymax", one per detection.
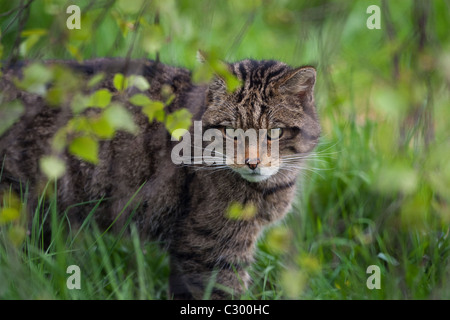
[
  {"xmin": 1, "ymin": 117, "xmax": 449, "ymax": 300},
  {"xmin": 0, "ymin": 186, "xmax": 170, "ymax": 299},
  {"xmin": 1, "ymin": 0, "xmax": 450, "ymax": 300}
]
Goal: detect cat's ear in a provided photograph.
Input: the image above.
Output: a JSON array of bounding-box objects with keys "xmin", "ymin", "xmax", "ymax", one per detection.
[{"xmin": 279, "ymin": 66, "xmax": 316, "ymax": 96}]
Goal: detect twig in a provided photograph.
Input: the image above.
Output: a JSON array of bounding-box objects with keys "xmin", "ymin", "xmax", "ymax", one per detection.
[
  {"xmin": 381, "ymin": 0, "xmax": 399, "ymax": 81},
  {"xmin": 0, "ymin": 2, "xmax": 29, "ymax": 17},
  {"xmin": 122, "ymin": 0, "xmax": 149, "ymax": 75},
  {"xmin": 226, "ymin": 10, "xmax": 256, "ymax": 60},
  {"xmin": 5, "ymin": 0, "xmax": 34, "ymax": 68}
]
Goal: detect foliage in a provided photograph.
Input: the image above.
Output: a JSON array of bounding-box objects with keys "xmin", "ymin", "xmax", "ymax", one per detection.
[{"xmin": 1, "ymin": 0, "xmax": 450, "ymax": 300}]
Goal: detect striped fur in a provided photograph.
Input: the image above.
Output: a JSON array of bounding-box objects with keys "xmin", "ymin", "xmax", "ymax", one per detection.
[{"xmin": 0, "ymin": 58, "xmax": 320, "ymax": 299}]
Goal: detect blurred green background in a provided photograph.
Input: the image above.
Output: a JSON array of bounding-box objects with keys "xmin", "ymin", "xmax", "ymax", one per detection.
[{"xmin": 1, "ymin": 0, "xmax": 450, "ymax": 299}]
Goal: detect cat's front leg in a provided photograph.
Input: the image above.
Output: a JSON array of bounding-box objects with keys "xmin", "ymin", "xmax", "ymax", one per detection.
[{"xmin": 169, "ymin": 253, "xmax": 250, "ymax": 299}]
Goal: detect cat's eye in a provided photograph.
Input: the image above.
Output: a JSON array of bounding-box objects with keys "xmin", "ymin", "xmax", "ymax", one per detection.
[{"xmin": 268, "ymin": 128, "xmax": 283, "ymax": 140}]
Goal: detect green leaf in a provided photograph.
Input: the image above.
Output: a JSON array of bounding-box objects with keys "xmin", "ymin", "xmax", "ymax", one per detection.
[
  {"xmin": 21, "ymin": 28, "xmax": 48, "ymax": 37},
  {"xmin": 88, "ymin": 73, "xmax": 105, "ymax": 88},
  {"xmin": 66, "ymin": 43, "xmax": 83, "ymax": 62},
  {"xmin": 71, "ymin": 93, "xmax": 90, "ymax": 114},
  {"xmin": 265, "ymin": 225, "xmax": 292, "ymax": 254},
  {"xmin": 14, "ymin": 63, "xmax": 53, "ymax": 95},
  {"xmin": 280, "ymin": 269, "xmax": 307, "ymax": 299},
  {"xmin": 154, "ymin": 109, "xmax": 165, "ymax": 122},
  {"xmin": 192, "ymin": 63, "xmax": 214, "ymax": 84},
  {"xmin": 193, "ymin": 50, "xmax": 241, "ymax": 92},
  {"xmin": 45, "ymin": 65, "xmax": 82, "ymax": 107},
  {"xmin": 223, "ymin": 71, "xmax": 241, "ymax": 93},
  {"xmin": 19, "ymin": 29, "xmax": 47, "ymax": 57},
  {"xmin": 226, "ymin": 202, "xmax": 257, "ymax": 220},
  {"xmin": 113, "ymin": 73, "xmax": 128, "ymax": 91},
  {"xmin": 374, "ymin": 161, "xmax": 418, "ymax": 195},
  {"xmin": 19, "ymin": 34, "xmax": 42, "ymax": 57},
  {"xmin": 89, "ymin": 114, "xmax": 115, "ymax": 139},
  {"xmin": 88, "ymin": 89, "xmax": 112, "ymax": 108},
  {"xmin": 165, "ymin": 108, "xmax": 192, "ymax": 140},
  {"xmin": 46, "ymin": 87, "xmax": 64, "ymax": 106},
  {"xmin": 40, "ymin": 155, "xmax": 66, "ymax": 179},
  {"xmin": 213, "ymin": 61, "xmax": 241, "ymax": 93},
  {"xmin": 129, "ymin": 93, "xmax": 152, "ymax": 106},
  {"xmin": 103, "ymin": 103, "xmax": 138, "ymax": 134},
  {"xmin": 69, "ymin": 136, "xmax": 99, "ymax": 164},
  {"xmin": 0, "ymin": 208, "xmax": 20, "ymax": 224},
  {"xmin": 8, "ymin": 225, "xmax": 26, "ymax": 247},
  {"xmin": 128, "ymin": 75, "xmax": 150, "ymax": 91},
  {"xmin": 141, "ymin": 24, "xmax": 165, "ymax": 54},
  {"xmin": 0, "ymin": 100, "xmax": 24, "ymax": 136},
  {"xmin": 52, "ymin": 128, "xmax": 68, "ymax": 152},
  {"xmin": 142, "ymin": 101, "xmax": 165, "ymax": 122},
  {"xmin": 68, "ymin": 116, "xmax": 91, "ymax": 134}
]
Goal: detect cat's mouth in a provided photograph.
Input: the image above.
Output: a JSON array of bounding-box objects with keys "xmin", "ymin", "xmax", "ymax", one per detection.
[
  {"xmin": 240, "ymin": 172, "xmax": 270, "ymax": 182},
  {"xmin": 234, "ymin": 166, "xmax": 279, "ymax": 183}
]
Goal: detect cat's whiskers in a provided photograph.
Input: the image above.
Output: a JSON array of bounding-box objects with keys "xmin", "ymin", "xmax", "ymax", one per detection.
[{"xmin": 280, "ymin": 164, "xmax": 325, "ymax": 179}]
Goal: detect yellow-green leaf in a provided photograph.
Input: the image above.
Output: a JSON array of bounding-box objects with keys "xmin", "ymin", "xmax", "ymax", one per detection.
[
  {"xmin": 141, "ymin": 24, "xmax": 165, "ymax": 54},
  {"xmin": 88, "ymin": 89, "xmax": 112, "ymax": 108},
  {"xmin": 8, "ymin": 226, "xmax": 26, "ymax": 247},
  {"xmin": 66, "ymin": 43, "xmax": 83, "ymax": 62},
  {"xmin": 103, "ymin": 103, "xmax": 138, "ymax": 134},
  {"xmin": 226, "ymin": 202, "xmax": 257, "ymax": 220},
  {"xmin": 142, "ymin": 101, "xmax": 165, "ymax": 122},
  {"xmin": 19, "ymin": 34, "xmax": 42, "ymax": 57},
  {"xmin": 0, "ymin": 100, "xmax": 24, "ymax": 136},
  {"xmin": 128, "ymin": 75, "xmax": 150, "ymax": 91},
  {"xmin": 165, "ymin": 109, "xmax": 192, "ymax": 139},
  {"xmin": 19, "ymin": 29, "xmax": 47, "ymax": 57},
  {"xmin": 0, "ymin": 208, "xmax": 20, "ymax": 224},
  {"xmin": 193, "ymin": 63, "xmax": 214, "ymax": 84},
  {"xmin": 21, "ymin": 28, "xmax": 48, "ymax": 37},
  {"xmin": 88, "ymin": 73, "xmax": 105, "ymax": 88},
  {"xmin": 89, "ymin": 114, "xmax": 115, "ymax": 139},
  {"xmin": 46, "ymin": 87, "xmax": 64, "ymax": 106},
  {"xmin": 40, "ymin": 155, "xmax": 66, "ymax": 179},
  {"xmin": 265, "ymin": 226, "xmax": 292, "ymax": 254},
  {"xmin": 52, "ymin": 128, "xmax": 68, "ymax": 152},
  {"xmin": 71, "ymin": 93, "xmax": 90, "ymax": 114},
  {"xmin": 14, "ymin": 63, "xmax": 53, "ymax": 95},
  {"xmin": 129, "ymin": 93, "xmax": 152, "ymax": 106},
  {"xmin": 281, "ymin": 269, "xmax": 307, "ymax": 299},
  {"xmin": 113, "ymin": 73, "xmax": 128, "ymax": 91},
  {"xmin": 69, "ymin": 136, "xmax": 99, "ymax": 164}
]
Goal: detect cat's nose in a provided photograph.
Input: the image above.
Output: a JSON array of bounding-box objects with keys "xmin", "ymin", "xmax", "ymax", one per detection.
[{"xmin": 245, "ymin": 158, "xmax": 260, "ymax": 170}]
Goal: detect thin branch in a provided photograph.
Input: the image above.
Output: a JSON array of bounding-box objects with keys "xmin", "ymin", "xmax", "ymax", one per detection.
[
  {"xmin": 226, "ymin": 10, "xmax": 256, "ymax": 60},
  {"xmin": 5, "ymin": 0, "xmax": 34, "ymax": 68},
  {"xmin": 0, "ymin": 0, "xmax": 34, "ymax": 39},
  {"xmin": 122, "ymin": 0, "xmax": 149, "ymax": 74},
  {"xmin": 0, "ymin": 2, "xmax": 29, "ymax": 17},
  {"xmin": 381, "ymin": 0, "xmax": 400, "ymax": 81}
]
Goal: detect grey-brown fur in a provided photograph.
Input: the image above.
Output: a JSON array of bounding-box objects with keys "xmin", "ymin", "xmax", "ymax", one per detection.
[{"xmin": 0, "ymin": 58, "xmax": 320, "ymax": 299}]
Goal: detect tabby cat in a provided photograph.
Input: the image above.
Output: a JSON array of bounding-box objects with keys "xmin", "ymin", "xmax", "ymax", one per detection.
[{"xmin": 0, "ymin": 58, "xmax": 320, "ymax": 299}]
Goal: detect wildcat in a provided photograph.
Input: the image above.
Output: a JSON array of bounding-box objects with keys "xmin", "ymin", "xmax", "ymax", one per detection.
[{"xmin": 0, "ymin": 57, "xmax": 320, "ymax": 299}]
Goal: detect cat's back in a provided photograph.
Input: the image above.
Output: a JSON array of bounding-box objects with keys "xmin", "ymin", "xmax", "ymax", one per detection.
[{"xmin": 0, "ymin": 58, "xmax": 195, "ymax": 222}]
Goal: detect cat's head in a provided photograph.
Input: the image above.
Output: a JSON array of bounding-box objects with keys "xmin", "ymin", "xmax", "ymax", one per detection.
[{"xmin": 201, "ymin": 59, "xmax": 320, "ymax": 183}]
